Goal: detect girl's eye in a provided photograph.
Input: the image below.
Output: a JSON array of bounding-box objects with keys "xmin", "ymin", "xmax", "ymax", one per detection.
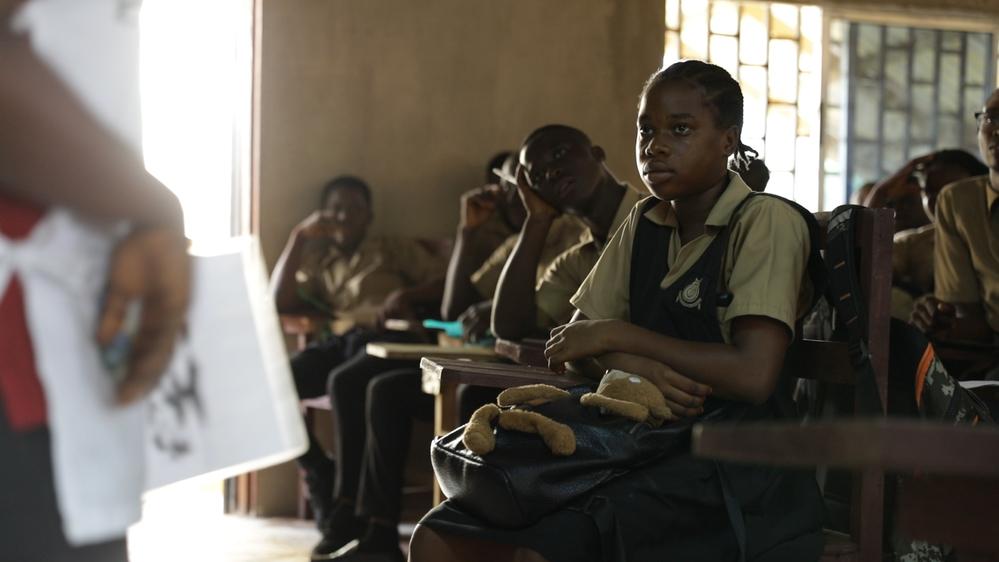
[
  {"xmin": 638, "ymin": 126, "xmax": 654, "ymax": 138},
  {"xmin": 673, "ymin": 124, "xmax": 692, "ymax": 135}
]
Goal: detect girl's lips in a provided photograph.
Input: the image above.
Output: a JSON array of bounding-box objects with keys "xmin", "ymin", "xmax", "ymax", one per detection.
[{"xmin": 643, "ymin": 170, "xmax": 675, "ymax": 184}]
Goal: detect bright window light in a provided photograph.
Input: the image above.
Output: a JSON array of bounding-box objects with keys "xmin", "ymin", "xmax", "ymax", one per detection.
[{"xmin": 139, "ymin": 0, "xmax": 252, "ymax": 246}]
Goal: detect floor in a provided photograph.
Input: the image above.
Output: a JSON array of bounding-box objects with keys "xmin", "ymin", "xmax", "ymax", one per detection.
[{"xmin": 127, "ymin": 480, "xmax": 420, "ymax": 562}]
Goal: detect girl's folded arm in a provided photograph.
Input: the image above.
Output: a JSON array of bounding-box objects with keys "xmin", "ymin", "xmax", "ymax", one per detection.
[{"xmin": 551, "ymin": 315, "xmax": 790, "ymax": 405}]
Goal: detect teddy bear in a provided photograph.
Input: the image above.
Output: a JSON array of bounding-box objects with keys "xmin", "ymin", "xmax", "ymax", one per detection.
[{"xmin": 462, "ymin": 370, "xmax": 674, "ymax": 457}]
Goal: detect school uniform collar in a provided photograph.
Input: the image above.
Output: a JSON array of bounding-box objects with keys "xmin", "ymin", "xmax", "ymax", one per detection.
[
  {"xmin": 323, "ymin": 234, "xmax": 378, "ymax": 268},
  {"xmin": 985, "ymin": 175, "xmax": 999, "ymax": 215},
  {"xmin": 612, "ymin": 184, "xmax": 642, "ymax": 232},
  {"xmin": 642, "ymin": 171, "xmax": 752, "ymax": 229},
  {"xmin": 582, "ymin": 183, "xmax": 642, "ymax": 249}
]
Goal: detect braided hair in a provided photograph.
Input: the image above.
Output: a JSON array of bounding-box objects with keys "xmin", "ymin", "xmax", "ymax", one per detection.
[{"xmin": 641, "ymin": 60, "xmax": 770, "ymax": 192}]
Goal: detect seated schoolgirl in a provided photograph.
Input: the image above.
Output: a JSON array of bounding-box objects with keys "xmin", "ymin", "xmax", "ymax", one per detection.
[{"xmin": 409, "ymin": 60, "xmax": 826, "ymax": 562}]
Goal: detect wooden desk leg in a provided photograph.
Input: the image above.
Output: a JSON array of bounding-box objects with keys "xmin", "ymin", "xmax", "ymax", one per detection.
[{"xmin": 432, "ymin": 379, "xmax": 460, "ymax": 505}]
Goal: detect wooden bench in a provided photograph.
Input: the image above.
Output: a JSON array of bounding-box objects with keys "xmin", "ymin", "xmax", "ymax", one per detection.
[{"xmin": 695, "ymin": 419, "xmax": 999, "ymax": 559}]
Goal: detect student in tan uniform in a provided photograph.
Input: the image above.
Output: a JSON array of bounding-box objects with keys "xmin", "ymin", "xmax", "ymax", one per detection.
[
  {"xmin": 864, "ymin": 158, "xmax": 933, "ymax": 234},
  {"xmin": 441, "ymin": 152, "xmax": 529, "ymax": 341},
  {"xmin": 305, "ymin": 156, "xmax": 549, "ymax": 562},
  {"xmin": 411, "ymin": 61, "xmax": 823, "ymax": 562},
  {"xmin": 450, "ymin": 150, "xmax": 589, "ymax": 339},
  {"xmin": 271, "ymin": 175, "xmax": 446, "ymax": 328},
  {"xmin": 913, "ymin": 89, "xmax": 999, "ymax": 368},
  {"xmin": 490, "ymin": 124, "xmax": 642, "ymax": 341},
  {"xmin": 269, "ymin": 175, "xmax": 446, "ymax": 560},
  {"xmin": 867, "ymin": 151, "xmax": 988, "ymax": 320}
]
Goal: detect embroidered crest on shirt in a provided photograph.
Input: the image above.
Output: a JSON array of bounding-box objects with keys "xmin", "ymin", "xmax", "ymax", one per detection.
[{"xmin": 677, "ymin": 277, "xmax": 703, "ymax": 309}]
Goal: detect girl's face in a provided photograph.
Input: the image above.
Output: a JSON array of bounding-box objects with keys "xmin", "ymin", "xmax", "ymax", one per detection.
[{"xmin": 636, "ymin": 81, "xmax": 737, "ymax": 201}]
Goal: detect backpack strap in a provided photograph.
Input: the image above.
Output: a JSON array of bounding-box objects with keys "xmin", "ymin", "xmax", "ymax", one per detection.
[{"xmin": 824, "ymin": 204, "xmax": 883, "ymax": 413}]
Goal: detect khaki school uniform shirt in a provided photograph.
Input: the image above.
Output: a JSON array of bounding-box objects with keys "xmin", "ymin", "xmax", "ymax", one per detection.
[
  {"xmin": 934, "ymin": 175, "xmax": 999, "ymax": 333},
  {"xmin": 891, "ymin": 224, "xmax": 935, "ymax": 320},
  {"xmin": 470, "ymin": 215, "xmax": 587, "ymax": 300},
  {"xmin": 894, "ymin": 224, "xmax": 935, "ymax": 295},
  {"xmin": 295, "ymin": 235, "xmax": 446, "ymax": 328},
  {"xmin": 570, "ymin": 172, "xmax": 812, "ymax": 343},
  {"xmin": 536, "ymin": 186, "xmax": 644, "ymax": 328}
]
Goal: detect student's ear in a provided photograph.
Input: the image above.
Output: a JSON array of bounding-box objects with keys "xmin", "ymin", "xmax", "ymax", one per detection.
[
  {"xmin": 721, "ymin": 126, "xmax": 738, "ymax": 157},
  {"xmin": 591, "ymin": 145, "xmax": 606, "ymax": 162}
]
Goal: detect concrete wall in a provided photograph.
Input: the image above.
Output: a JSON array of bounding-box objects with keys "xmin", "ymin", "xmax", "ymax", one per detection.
[{"xmin": 258, "ymin": 0, "xmax": 665, "ymax": 265}]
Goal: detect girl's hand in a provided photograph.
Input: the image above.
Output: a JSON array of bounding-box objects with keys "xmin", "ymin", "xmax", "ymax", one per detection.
[
  {"xmin": 644, "ymin": 362, "xmax": 710, "ymax": 417},
  {"xmin": 595, "ymin": 351, "xmax": 711, "ymax": 417},
  {"xmin": 545, "ymin": 319, "xmax": 619, "ymax": 369}
]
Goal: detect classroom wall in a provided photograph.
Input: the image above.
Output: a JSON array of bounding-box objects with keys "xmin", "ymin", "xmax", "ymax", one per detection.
[{"xmin": 258, "ymin": 0, "xmax": 665, "ymax": 266}]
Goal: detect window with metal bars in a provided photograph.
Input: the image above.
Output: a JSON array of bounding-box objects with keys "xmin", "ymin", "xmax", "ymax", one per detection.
[
  {"xmin": 665, "ymin": 1, "xmax": 999, "ymax": 210},
  {"xmin": 830, "ymin": 22, "xmax": 996, "ymax": 201}
]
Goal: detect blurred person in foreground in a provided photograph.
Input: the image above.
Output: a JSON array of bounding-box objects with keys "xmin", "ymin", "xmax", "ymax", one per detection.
[{"xmin": 0, "ymin": 1, "xmax": 190, "ymax": 561}]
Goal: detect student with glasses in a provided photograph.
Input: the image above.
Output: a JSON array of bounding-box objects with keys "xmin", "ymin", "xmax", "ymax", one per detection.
[{"xmin": 911, "ymin": 90, "xmax": 999, "ymax": 374}]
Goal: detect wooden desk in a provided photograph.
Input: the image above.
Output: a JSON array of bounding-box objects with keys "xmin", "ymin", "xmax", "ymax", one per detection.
[
  {"xmin": 364, "ymin": 342, "xmax": 497, "ymax": 361},
  {"xmin": 494, "ymin": 338, "xmax": 548, "ymax": 368},
  {"xmin": 694, "ymin": 419, "xmax": 999, "ymax": 555},
  {"xmin": 419, "ymin": 357, "xmax": 584, "ymax": 436}
]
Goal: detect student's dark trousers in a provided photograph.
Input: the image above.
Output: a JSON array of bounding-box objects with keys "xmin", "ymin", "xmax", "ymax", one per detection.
[
  {"xmin": 293, "ymin": 332, "xmax": 491, "ymax": 521},
  {"xmin": 291, "ymin": 330, "xmax": 422, "ymax": 510},
  {"xmin": 352, "ymin": 370, "xmax": 497, "ymax": 520},
  {"xmin": 356, "ymin": 367, "xmax": 433, "ymax": 520},
  {"xmin": 0, "ymin": 402, "xmax": 128, "ymax": 562}
]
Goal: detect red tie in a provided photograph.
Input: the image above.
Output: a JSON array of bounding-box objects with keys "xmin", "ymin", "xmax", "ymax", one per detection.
[{"xmin": 0, "ymin": 196, "xmax": 47, "ymax": 431}]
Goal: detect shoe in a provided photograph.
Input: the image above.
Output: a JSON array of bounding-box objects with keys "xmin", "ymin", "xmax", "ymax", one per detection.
[{"xmin": 310, "ymin": 501, "xmax": 364, "ymax": 561}]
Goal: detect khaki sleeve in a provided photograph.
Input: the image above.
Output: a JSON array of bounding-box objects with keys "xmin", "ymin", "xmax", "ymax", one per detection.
[
  {"xmin": 470, "ymin": 235, "xmax": 517, "ymax": 299},
  {"xmin": 536, "ymin": 242, "xmax": 597, "ymax": 329},
  {"xmin": 389, "ymin": 237, "xmax": 448, "ymax": 285},
  {"xmin": 934, "ymin": 187, "xmax": 980, "ymax": 303},
  {"xmin": 722, "ymin": 198, "xmax": 810, "ymax": 338},
  {"xmin": 568, "ymin": 205, "xmax": 640, "ymax": 321}
]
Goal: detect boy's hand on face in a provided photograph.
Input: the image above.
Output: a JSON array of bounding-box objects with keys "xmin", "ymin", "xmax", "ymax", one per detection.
[
  {"xmin": 97, "ymin": 228, "xmax": 191, "ymax": 405},
  {"xmin": 910, "ymin": 295, "xmax": 956, "ymax": 336},
  {"xmin": 293, "ymin": 211, "xmax": 338, "ymax": 241},
  {"xmin": 886, "ymin": 154, "xmax": 937, "ymax": 201},
  {"xmin": 545, "ymin": 319, "xmax": 618, "ymax": 369},
  {"xmin": 458, "ymin": 301, "xmax": 492, "ymax": 343},
  {"xmin": 516, "ymin": 165, "xmax": 559, "ymax": 221},
  {"xmin": 460, "ymin": 185, "xmax": 500, "ymax": 230}
]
